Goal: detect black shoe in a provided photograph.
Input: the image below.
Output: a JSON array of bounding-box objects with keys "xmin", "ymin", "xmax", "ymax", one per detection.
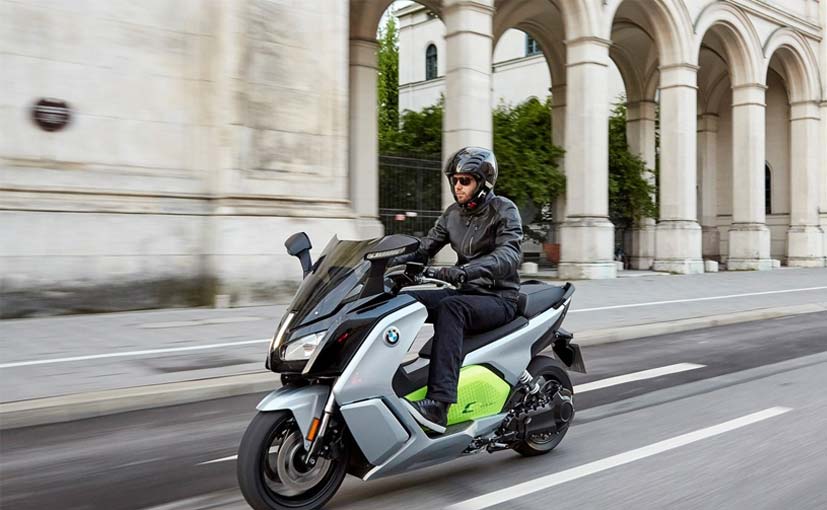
[{"xmin": 403, "ymin": 398, "xmax": 449, "ymax": 433}]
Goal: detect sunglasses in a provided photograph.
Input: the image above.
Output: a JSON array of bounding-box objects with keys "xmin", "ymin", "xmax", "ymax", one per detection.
[{"xmin": 452, "ymin": 175, "xmax": 475, "ymax": 186}]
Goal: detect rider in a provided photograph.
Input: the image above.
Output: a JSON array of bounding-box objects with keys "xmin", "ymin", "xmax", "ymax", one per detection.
[{"xmin": 398, "ymin": 146, "xmax": 523, "ymax": 433}]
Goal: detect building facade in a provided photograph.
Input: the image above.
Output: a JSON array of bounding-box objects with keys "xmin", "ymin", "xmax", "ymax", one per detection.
[{"xmin": 2, "ymin": 0, "xmax": 826, "ymax": 317}]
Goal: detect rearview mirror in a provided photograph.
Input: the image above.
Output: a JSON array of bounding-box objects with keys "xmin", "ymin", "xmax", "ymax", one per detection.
[{"xmin": 285, "ymin": 232, "xmax": 313, "ymax": 277}]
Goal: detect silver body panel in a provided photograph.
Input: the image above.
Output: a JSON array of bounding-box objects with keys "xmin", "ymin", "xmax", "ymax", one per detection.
[
  {"xmin": 339, "ymin": 399, "xmax": 410, "ymax": 465},
  {"xmin": 256, "ymin": 384, "xmax": 329, "ymax": 449}
]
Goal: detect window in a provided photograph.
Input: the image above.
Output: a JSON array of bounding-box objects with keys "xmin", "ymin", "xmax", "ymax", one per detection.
[
  {"xmin": 526, "ymin": 35, "xmax": 540, "ymax": 56},
  {"xmin": 765, "ymin": 162, "xmax": 772, "ymax": 215},
  {"xmin": 425, "ymin": 44, "xmax": 438, "ymax": 80}
]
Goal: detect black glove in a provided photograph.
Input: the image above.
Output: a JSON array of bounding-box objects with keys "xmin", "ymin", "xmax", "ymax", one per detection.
[{"xmin": 427, "ymin": 266, "xmax": 467, "ymax": 286}]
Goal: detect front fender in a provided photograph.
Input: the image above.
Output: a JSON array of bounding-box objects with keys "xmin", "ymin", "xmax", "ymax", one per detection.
[{"xmin": 256, "ymin": 385, "xmax": 330, "ymax": 445}]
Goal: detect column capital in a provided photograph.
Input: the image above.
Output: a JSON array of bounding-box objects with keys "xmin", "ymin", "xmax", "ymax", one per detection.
[
  {"xmin": 626, "ymin": 100, "xmax": 657, "ymax": 122},
  {"xmin": 790, "ymin": 100, "xmax": 821, "ymax": 121},
  {"xmin": 551, "ymin": 84, "xmax": 567, "ymax": 107},
  {"xmin": 658, "ymin": 64, "xmax": 698, "ymax": 90},
  {"xmin": 443, "ymin": 0, "xmax": 494, "ymax": 15},
  {"xmin": 697, "ymin": 112, "xmax": 719, "ymax": 132},
  {"xmin": 731, "ymin": 83, "xmax": 766, "ymax": 108},
  {"xmin": 565, "ymin": 37, "xmax": 610, "ymax": 68},
  {"xmin": 349, "ymin": 38, "xmax": 379, "ymax": 69}
]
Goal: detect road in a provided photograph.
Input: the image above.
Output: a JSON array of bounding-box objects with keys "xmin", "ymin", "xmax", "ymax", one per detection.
[{"xmin": 2, "ymin": 312, "xmax": 826, "ymax": 510}]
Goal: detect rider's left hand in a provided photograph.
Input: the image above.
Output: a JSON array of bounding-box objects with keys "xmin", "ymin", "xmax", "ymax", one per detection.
[{"xmin": 435, "ymin": 266, "xmax": 467, "ymax": 286}]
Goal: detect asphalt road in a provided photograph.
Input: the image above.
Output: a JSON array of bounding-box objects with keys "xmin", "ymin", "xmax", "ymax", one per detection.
[{"xmin": 2, "ymin": 312, "xmax": 826, "ymax": 510}]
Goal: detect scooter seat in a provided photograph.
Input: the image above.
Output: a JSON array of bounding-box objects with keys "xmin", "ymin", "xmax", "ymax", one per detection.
[
  {"xmin": 418, "ymin": 316, "xmax": 529, "ymax": 359},
  {"xmin": 517, "ymin": 281, "xmax": 569, "ymax": 318}
]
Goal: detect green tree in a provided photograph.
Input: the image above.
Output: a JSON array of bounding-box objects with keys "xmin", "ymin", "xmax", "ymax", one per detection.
[
  {"xmin": 377, "ymin": 15, "xmax": 399, "ymax": 143},
  {"xmin": 607, "ymin": 102, "xmax": 658, "ymax": 231},
  {"xmin": 493, "ymin": 97, "xmax": 565, "ymax": 240}
]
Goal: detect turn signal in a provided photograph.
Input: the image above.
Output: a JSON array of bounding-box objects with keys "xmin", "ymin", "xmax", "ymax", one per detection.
[{"xmin": 306, "ymin": 417, "xmax": 321, "ymax": 441}]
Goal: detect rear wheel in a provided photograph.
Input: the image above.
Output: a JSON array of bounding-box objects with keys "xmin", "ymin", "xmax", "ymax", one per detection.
[
  {"xmin": 512, "ymin": 356, "xmax": 574, "ymax": 457},
  {"xmin": 237, "ymin": 411, "xmax": 350, "ymax": 510}
]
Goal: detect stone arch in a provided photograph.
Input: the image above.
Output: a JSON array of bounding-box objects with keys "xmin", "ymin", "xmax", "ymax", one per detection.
[
  {"xmin": 350, "ymin": 0, "xmax": 443, "ymax": 40},
  {"xmin": 605, "ymin": 0, "xmax": 693, "ymax": 66},
  {"xmin": 762, "ymin": 28, "xmax": 822, "ymax": 103},
  {"xmin": 693, "ymin": 2, "xmax": 763, "ymax": 86},
  {"xmin": 493, "ymin": 0, "xmax": 567, "ymax": 87}
]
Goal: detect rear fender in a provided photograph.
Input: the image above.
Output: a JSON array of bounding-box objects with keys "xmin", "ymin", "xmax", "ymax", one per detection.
[{"xmin": 256, "ymin": 385, "xmax": 330, "ymax": 446}]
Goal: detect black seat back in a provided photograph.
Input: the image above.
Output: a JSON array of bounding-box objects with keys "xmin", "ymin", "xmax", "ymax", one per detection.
[{"xmin": 518, "ymin": 281, "xmax": 571, "ymax": 318}]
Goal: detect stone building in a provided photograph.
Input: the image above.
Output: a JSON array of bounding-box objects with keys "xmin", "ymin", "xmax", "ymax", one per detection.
[{"xmin": 2, "ymin": 0, "xmax": 826, "ymax": 317}]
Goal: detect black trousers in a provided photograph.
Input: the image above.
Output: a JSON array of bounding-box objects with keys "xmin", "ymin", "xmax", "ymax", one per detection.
[{"xmin": 405, "ymin": 289, "xmax": 517, "ymax": 403}]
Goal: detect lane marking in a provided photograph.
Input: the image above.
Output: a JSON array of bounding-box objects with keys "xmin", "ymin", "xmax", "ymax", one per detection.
[
  {"xmin": 0, "ymin": 339, "xmax": 270, "ymax": 369},
  {"xmin": 446, "ymin": 406, "xmax": 792, "ymax": 510},
  {"xmin": 199, "ymin": 454, "xmax": 237, "ymax": 465},
  {"xmin": 568, "ymin": 286, "xmax": 827, "ymax": 313},
  {"xmin": 574, "ymin": 363, "xmax": 705, "ymax": 394}
]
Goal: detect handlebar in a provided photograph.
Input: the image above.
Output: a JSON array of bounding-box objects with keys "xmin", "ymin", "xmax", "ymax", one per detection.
[{"xmin": 416, "ymin": 276, "xmax": 458, "ymax": 290}]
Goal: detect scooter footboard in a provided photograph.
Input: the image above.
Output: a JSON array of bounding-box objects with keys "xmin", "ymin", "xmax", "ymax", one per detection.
[{"xmin": 256, "ymin": 385, "xmax": 329, "ymax": 442}]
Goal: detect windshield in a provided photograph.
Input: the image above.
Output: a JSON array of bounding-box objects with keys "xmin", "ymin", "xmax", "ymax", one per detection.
[{"xmin": 287, "ymin": 236, "xmax": 382, "ymax": 327}]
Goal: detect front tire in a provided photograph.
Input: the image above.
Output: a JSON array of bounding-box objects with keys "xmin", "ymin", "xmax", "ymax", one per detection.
[
  {"xmin": 237, "ymin": 411, "xmax": 350, "ymax": 510},
  {"xmin": 512, "ymin": 356, "xmax": 574, "ymax": 457}
]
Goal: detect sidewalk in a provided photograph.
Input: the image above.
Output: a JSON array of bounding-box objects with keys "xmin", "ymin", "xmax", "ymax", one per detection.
[{"xmin": 1, "ymin": 267, "xmax": 826, "ymax": 428}]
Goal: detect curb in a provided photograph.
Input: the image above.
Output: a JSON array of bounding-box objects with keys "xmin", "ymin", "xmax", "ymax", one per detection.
[{"xmin": 2, "ymin": 303, "xmax": 825, "ymax": 430}]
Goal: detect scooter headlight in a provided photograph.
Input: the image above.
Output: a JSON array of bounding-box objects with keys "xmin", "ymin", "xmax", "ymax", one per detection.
[{"xmin": 282, "ymin": 331, "xmax": 326, "ymax": 361}]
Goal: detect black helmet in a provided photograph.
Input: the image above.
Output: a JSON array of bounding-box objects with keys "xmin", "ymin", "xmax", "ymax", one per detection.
[{"xmin": 444, "ymin": 147, "xmax": 498, "ymax": 209}]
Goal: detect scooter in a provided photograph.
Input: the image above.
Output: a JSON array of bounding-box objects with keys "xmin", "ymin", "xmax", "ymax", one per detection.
[{"xmin": 237, "ymin": 233, "xmax": 586, "ymax": 510}]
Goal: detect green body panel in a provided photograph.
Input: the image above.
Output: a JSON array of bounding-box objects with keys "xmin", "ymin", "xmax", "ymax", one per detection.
[{"xmin": 406, "ymin": 365, "xmax": 511, "ymax": 426}]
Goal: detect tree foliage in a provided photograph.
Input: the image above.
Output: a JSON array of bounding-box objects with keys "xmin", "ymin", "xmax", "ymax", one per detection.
[
  {"xmin": 377, "ymin": 15, "xmax": 399, "ymax": 143},
  {"xmin": 608, "ymin": 102, "xmax": 658, "ymax": 230}
]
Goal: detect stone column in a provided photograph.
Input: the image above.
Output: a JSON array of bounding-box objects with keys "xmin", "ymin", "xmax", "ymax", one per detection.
[
  {"xmin": 727, "ymin": 83, "xmax": 772, "ymax": 270},
  {"xmin": 786, "ymin": 101, "xmax": 825, "ymax": 266},
  {"xmin": 550, "ymin": 84, "xmax": 566, "ymax": 244},
  {"xmin": 653, "ymin": 64, "xmax": 704, "ymax": 273},
  {"xmin": 442, "ymin": 0, "xmax": 493, "ymax": 210},
  {"xmin": 626, "ymin": 100, "xmax": 657, "ymax": 269},
  {"xmin": 697, "ymin": 112, "xmax": 720, "ymax": 261},
  {"xmin": 439, "ymin": 0, "xmax": 493, "ymax": 263},
  {"xmin": 822, "ymin": 100, "xmax": 827, "ymax": 263},
  {"xmin": 348, "ymin": 39, "xmax": 384, "ymax": 239},
  {"xmin": 558, "ymin": 37, "xmax": 616, "ymax": 279}
]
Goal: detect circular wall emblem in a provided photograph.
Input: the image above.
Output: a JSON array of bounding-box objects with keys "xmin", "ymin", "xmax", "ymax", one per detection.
[
  {"xmin": 384, "ymin": 327, "xmax": 401, "ymax": 346},
  {"xmin": 31, "ymin": 98, "xmax": 71, "ymax": 132}
]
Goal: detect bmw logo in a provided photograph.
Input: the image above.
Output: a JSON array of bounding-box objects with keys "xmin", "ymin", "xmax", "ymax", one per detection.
[{"xmin": 384, "ymin": 327, "xmax": 400, "ymax": 346}]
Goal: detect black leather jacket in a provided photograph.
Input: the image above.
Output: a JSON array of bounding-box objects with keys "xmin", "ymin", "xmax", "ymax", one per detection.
[{"xmin": 400, "ymin": 193, "xmax": 523, "ymax": 302}]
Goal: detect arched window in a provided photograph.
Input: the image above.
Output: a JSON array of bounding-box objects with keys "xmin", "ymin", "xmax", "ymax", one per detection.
[
  {"xmin": 765, "ymin": 162, "xmax": 772, "ymax": 215},
  {"xmin": 425, "ymin": 44, "xmax": 437, "ymax": 81}
]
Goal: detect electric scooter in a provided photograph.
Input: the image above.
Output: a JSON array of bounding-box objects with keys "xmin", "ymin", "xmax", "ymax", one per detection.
[{"xmin": 237, "ymin": 233, "xmax": 586, "ymax": 510}]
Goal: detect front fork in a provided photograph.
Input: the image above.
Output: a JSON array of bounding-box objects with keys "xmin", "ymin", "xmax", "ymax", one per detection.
[{"xmin": 303, "ymin": 391, "xmax": 337, "ymax": 466}]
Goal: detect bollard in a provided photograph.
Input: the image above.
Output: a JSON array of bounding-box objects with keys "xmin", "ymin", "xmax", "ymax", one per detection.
[{"xmin": 704, "ymin": 260, "xmax": 719, "ymax": 273}]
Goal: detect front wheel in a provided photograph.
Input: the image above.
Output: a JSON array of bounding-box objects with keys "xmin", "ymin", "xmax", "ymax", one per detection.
[
  {"xmin": 237, "ymin": 411, "xmax": 350, "ymax": 510},
  {"xmin": 512, "ymin": 356, "xmax": 574, "ymax": 457}
]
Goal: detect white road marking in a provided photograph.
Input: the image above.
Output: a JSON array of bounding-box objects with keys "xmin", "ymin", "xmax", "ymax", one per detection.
[
  {"xmin": 198, "ymin": 454, "xmax": 237, "ymax": 465},
  {"xmin": 568, "ymin": 286, "xmax": 827, "ymax": 313},
  {"xmin": 446, "ymin": 406, "xmax": 792, "ymax": 510},
  {"xmin": 574, "ymin": 363, "xmax": 705, "ymax": 394},
  {"xmin": 0, "ymin": 339, "xmax": 270, "ymax": 369}
]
